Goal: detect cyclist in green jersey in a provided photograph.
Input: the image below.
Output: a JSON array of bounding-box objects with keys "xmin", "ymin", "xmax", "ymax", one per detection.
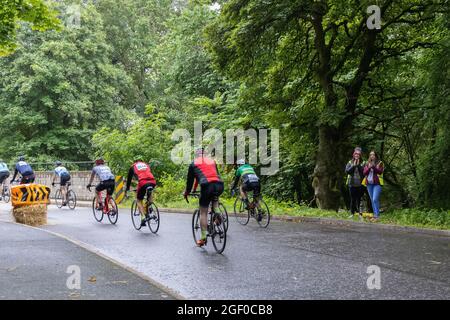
[{"xmin": 230, "ymin": 159, "xmax": 261, "ymax": 214}]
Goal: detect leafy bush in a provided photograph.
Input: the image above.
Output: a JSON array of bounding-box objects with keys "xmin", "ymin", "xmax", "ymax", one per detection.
[{"xmin": 153, "ymin": 175, "xmax": 186, "ymax": 205}]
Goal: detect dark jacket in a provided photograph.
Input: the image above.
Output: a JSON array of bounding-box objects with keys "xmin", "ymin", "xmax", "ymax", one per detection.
[{"xmin": 345, "ymin": 160, "xmax": 365, "ymax": 187}]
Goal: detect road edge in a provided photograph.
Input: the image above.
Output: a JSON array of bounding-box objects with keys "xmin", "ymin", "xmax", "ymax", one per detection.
[
  {"xmin": 0, "ymin": 218, "xmax": 185, "ymax": 300},
  {"xmin": 58, "ymin": 202, "xmax": 450, "ymax": 237},
  {"xmin": 156, "ymin": 208, "xmax": 450, "ymax": 237}
]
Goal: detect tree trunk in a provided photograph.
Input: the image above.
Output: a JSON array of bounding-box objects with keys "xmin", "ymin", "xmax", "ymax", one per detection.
[{"xmin": 312, "ymin": 125, "xmax": 345, "ymax": 211}]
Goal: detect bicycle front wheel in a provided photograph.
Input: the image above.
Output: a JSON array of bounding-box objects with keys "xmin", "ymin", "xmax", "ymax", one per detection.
[
  {"xmin": 92, "ymin": 197, "xmax": 104, "ymax": 222},
  {"xmin": 234, "ymin": 197, "xmax": 249, "ymax": 225},
  {"xmin": 147, "ymin": 203, "xmax": 160, "ymax": 234},
  {"xmin": 67, "ymin": 190, "xmax": 77, "ymax": 210},
  {"xmin": 55, "ymin": 190, "xmax": 63, "ymax": 208},
  {"xmin": 257, "ymin": 199, "xmax": 271, "ymax": 228},
  {"xmin": 192, "ymin": 209, "xmax": 202, "ymax": 245},
  {"xmin": 131, "ymin": 200, "xmax": 142, "ymax": 230},
  {"xmin": 107, "ymin": 197, "xmax": 119, "ymax": 225},
  {"xmin": 217, "ymin": 202, "xmax": 229, "ymax": 232},
  {"xmin": 211, "ymin": 212, "xmax": 226, "ymax": 254}
]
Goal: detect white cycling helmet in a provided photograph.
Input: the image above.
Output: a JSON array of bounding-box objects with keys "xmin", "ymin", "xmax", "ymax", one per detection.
[{"xmin": 236, "ymin": 159, "xmax": 245, "ymax": 166}]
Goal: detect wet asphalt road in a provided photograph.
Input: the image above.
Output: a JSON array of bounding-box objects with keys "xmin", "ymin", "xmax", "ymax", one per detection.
[
  {"xmin": 22, "ymin": 204, "xmax": 449, "ymax": 300},
  {"xmin": 0, "ymin": 221, "xmax": 173, "ymax": 300}
]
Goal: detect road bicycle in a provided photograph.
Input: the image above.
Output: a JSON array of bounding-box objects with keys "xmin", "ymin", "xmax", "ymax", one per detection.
[
  {"xmin": 1, "ymin": 182, "xmax": 10, "ymax": 203},
  {"xmin": 233, "ymin": 189, "xmax": 270, "ymax": 228},
  {"xmin": 88, "ymin": 186, "xmax": 118, "ymax": 225},
  {"xmin": 186, "ymin": 192, "xmax": 227, "ymax": 254},
  {"xmin": 6, "ymin": 179, "xmax": 21, "ymax": 203},
  {"xmin": 54, "ymin": 182, "xmax": 77, "ymax": 210},
  {"xmin": 130, "ymin": 186, "xmax": 160, "ymax": 233}
]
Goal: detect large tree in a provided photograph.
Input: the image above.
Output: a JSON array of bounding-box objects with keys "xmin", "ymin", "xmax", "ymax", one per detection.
[
  {"xmin": 206, "ymin": 0, "xmax": 446, "ymax": 210},
  {"xmin": 0, "ymin": 3, "xmax": 131, "ymax": 161},
  {"xmin": 0, "ymin": 0, "xmax": 60, "ymax": 56}
]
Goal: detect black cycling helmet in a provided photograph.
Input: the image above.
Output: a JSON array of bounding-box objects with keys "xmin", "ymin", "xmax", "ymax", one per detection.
[
  {"xmin": 18, "ymin": 155, "xmax": 25, "ymax": 161},
  {"xmin": 55, "ymin": 160, "xmax": 62, "ymax": 166}
]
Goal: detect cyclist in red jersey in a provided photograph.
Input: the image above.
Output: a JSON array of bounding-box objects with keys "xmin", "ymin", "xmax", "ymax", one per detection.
[
  {"xmin": 184, "ymin": 148, "xmax": 224, "ymax": 247},
  {"xmin": 125, "ymin": 158, "xmax": 156, "ymax": 227}
]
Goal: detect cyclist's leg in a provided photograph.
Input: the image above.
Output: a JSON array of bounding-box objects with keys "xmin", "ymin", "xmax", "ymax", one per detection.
[
  {"xmin": 136, "ymin": 184, "xmax": 146, "ymax": 217},
  {"xmin": 252, "ymin": 182, "xmax": 261, "ymax": 208},
  {"xmin": 95, "ymin": 182, "xmax": 105, "ymax": 208},
  {"xmin": 211, "ymin": 181, "xmax": 224, "ymax": 210},
  {"xmin": 60, "ymin": 177, "xmax": 67, "ymax": 204},
  {"xmin": 239, "ymin": 185, "xmax": 247, "ymax": 201},
  {"xmin": 198, "ymin": 184, "xmax": 211, "ymax": 241},
  {"xmin": 105, "ymin": 180, "xmax": 115, "ymax": 210}
]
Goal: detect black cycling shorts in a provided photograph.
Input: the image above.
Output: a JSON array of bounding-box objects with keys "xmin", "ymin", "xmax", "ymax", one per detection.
[
  {"xmin": 21, "ymin": 173, "xmax": 35, "ymax": 184},
  {"xmin": 60, "ymin": 174, "xmax": 71, "ymax": 186},
  {"xmin": 137, "ymin": 182, "xmax": 155, "ymax": 201},
  {"xmin": 199, "ymin": 181, "xmax": 224, "ymax": 208},
  {"xmin": 242, "ymin": 181, "xmax": 261, "ymax": 196},
  {"xmin": 96, "ymin": 179, "xmax": 115, "ymax": 196},
  {"xmin": 0, "ymin": 172, "xmax": 9, "ymax": 184}
]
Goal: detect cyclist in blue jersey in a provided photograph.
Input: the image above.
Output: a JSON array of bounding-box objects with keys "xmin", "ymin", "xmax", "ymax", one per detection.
[
  {"xmin": 10, "ymin": 156, "xmax": 35, "ymax": 184},
  {"xmin": 52, "ymin": 161, "xmax": 71, "ymax": 206}
]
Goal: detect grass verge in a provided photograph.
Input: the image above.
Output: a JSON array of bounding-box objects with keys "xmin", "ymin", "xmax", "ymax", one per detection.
[{"xmin": 119, "ymin": 195, "xmax": 450, "ymax": 231}]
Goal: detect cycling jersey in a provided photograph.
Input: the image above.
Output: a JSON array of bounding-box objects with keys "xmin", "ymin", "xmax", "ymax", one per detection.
[
  {"xmin": 0, "ymin": 162, "xmax": 9, "ymax": 173},
  {"xmin": 55, "ymin": 166, "xmax": 70, "ymax": 177},
  {"xmin": 92, "ymin": 165, "xmax": 114, "ymax": 182},
  {"xmin": 126, "ymin": 161, "xmax": 156, "ymax": 188},
  {"xmin": 186, "ymin": 156, "xmax": 222, "ymax": 192},
  {"xmin": 11, "ymin": 161, "xmax": 34, "ymax": 183},
  {"xmin": 16, "ymin": 161, "xmax": 33, "ymax": 175},
  {"xmin": 231, "ymin": 164, "xmax": 259, "ymax": 190}
]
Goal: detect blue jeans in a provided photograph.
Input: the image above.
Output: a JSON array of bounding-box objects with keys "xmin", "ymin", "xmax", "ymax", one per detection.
[{"xmin": 367, "ymin": 184, "xmax": 382, "ymax": 217}]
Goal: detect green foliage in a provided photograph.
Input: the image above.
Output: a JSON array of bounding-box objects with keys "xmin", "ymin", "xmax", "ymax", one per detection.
[
  {"xmin": 92, "ymin": 105, "xmax": 176, "ymax": 177},
  {"xmin": 153, "ymin": 175, "xmax": 186, "ymax": 206},
  {"xmin": 1, "ymin": 0, "xmax": 448, "ymax": 217},
  {"xmin": 0, "ymin": 0, "xmax": 60, "ymax": 56},
  {"xmin": 0, "ymin": 2, "xmax": 131, "ymax": 162}
]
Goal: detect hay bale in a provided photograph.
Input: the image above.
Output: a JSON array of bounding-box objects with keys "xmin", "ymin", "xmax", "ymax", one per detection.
[{"xmin": 12, "ymin": 204, "xmax": 48, "ymax": 226}]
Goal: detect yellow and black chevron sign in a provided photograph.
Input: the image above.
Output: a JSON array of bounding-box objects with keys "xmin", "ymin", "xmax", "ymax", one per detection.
[
  {"xmin": 11, "ymin": 184, "xmax": 51, "ymax": 207},
  {"xmin": 114, "ymin": 176, "xmax": 125, "ymax": 204}
]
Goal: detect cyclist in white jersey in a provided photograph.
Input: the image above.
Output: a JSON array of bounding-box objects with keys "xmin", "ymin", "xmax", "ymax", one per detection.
[
  {"xmin": 86, "ymin": 158, "xmax": 115, "ymax": 210},
  {"xmin": 52, "ymin": 161, "xmax": 71, "ymax": 206}
]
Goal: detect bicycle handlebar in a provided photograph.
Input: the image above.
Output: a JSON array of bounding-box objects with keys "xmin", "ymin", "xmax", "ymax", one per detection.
[{"xmin": 183, "ymin": 192, "xmax": 200, "ymax": 204}]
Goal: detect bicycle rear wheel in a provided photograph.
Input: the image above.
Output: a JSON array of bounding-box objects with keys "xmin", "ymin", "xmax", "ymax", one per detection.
[
  {"xmin": 55, "ymin": 190, "xmax": 63, "ymax": 208},
  {"xmin": 92, "ymin": 196, "xmax": 104, "ymax": 222},
  {"xmin": 192, "ymin": 209, "xmax": 202, "ymax": 245},
  {"xmin": 131, "ymin": 200, "xmax": 142, "ymax": 230},
  {"xmin": 217, "ymin": 202, "xmax": 229, "ymax": 232},
  {"xmin": 257, "ymin": 199, "xmax": 270, "ymax": 228},
  {"xmin": 67, "ymin": 190, "xmax": 77, "ymax": 210},
  {"xmin": 234, "ymin": 197, "xmax": 249, "ymax": 225},
  {"xmin": 3, "ymin": 187, "xmax": 10, "ymax": 203},
  {"xmin": 147, "ymin": 203, "xmax": 160, "ymax": 234},
  {"xmin": 107, "ymin": 197, "xmax": 119, "ymax": 225},
  {"xmin": 211, "ymin": 212, "xmax": 226, "ymax": 254}
]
